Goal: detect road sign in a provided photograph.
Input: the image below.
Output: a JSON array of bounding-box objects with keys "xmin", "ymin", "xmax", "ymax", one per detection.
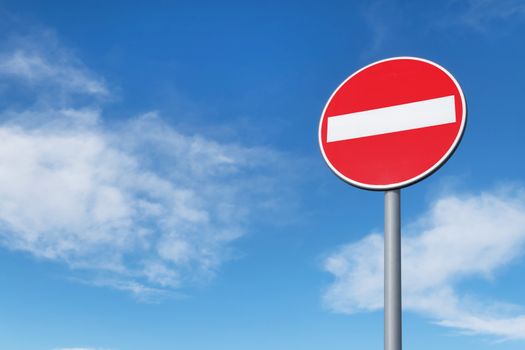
[{"xmin": 318, "ymin": 57, "xmax": 466, "ymax": 190}]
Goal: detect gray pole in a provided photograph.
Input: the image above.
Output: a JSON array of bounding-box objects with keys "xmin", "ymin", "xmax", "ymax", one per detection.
[{"xmin": 384, "ymin": 189, "xmax": 401, "ymax": 350}]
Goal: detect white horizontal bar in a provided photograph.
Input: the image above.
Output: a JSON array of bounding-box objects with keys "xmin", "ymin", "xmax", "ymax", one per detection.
[{"xmin": 326, "ymin": 95, "xmax": 456, "ymax": 142}]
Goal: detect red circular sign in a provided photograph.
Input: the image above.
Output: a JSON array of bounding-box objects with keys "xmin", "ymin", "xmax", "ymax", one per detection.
[{"xmin": 319, "ymin": 57, "xmax": 466, "ymax": 190}]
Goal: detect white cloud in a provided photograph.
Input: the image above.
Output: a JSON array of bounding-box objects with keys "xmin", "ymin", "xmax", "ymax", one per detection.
[
  {"xmin": 0, "ymin": 34, "xmax": 297, "ymax": 297},
  {"xmin": 323, "ymin": 187, "xmax": 525, "ymax": 339}
]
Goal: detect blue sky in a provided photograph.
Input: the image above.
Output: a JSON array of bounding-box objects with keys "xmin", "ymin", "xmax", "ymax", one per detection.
[{"xmin": 1, "ymin": 1, "xmax": 525, "ymax": 349}]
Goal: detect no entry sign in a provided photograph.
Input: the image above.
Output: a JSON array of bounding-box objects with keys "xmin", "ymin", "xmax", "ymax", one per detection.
[{"xmin": 319, "ymin": 57, "xmax": 466, "ymax": 190}]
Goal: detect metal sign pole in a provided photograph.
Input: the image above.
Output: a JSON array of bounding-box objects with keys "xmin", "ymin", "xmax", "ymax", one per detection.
[{"xmin": 385, "ymin": 189, "xmax": 402, "ymax": 350}]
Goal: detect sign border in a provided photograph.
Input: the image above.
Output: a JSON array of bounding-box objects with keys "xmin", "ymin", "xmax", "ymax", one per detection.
[{"xmin": 318, "ymin": 56, "xmax": 467, "ymax": 191}]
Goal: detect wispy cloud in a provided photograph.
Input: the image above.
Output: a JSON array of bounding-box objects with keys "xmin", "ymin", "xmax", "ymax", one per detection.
[
  {"xmin": 0, "ymin": 32, "xmax": 109, "ymax": 102},
  {"xmin": 0, "ymin": 49, "xmax": 108, "ymax": 96},
  {"xmin": 458, "ymin": 0, "xmax": 525, "ymax": 30},
  {"xmin": 0, "ymin": 33, "xmax": 298, "ymax": 298},
  {"xmin": 360, "ymin": 0, "xmax": 525, "ymax": 55},
  {"xmin": 360, "ymin": 1, "xmax": 391, "ymax": 56},
  {"xmin": 323, "ymin": 187, "xmax": 525, "ymax": 339}
]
